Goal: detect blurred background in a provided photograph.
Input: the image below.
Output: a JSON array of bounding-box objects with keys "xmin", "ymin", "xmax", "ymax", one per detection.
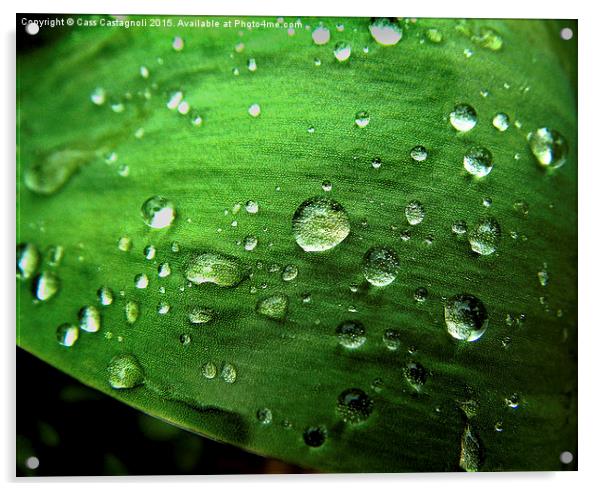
[{"xmin": 16, "ymin": 349, "xmax": 310, "ymax": 476}]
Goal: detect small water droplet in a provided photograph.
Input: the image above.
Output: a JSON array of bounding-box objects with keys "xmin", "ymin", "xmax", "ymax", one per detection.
[
  {"xmin": 56, "ymin": 323, "xmax": 79, "ymax": 347},
  {"xmin": 362, "ymin": 246, "xmax": 400, "ymax": 287},
  {"xmin": 202, "ymin": 362, "xmax": 217, "ymax": 379},
  {"xmin": 172, "ymin": 36, "xmax": 184, "ymax": 51},
  {"xmin": 245, "ymin": 200, "xmax": 259, "ymax": 214},
  {"xmin": 452, "ymin": 220, "xmax": 468, "ymax": 235},
  {"xmin": 303, "ymin": 426, "xmax": 327, "ymax": 447},
  {"xmin": 125, "ymin": 300, "xmax": 140, "ymax": 324},
  {"xmin": 444, "ymin": 294, "xmax": 488, "ymax": 341},
  {"xmin": 141, "ymin": 196, "xmax": 176, "ymax": 229},
  {"xmin": 256, "ymin": 408, "xmax": 273, "ymax": 425},
  {"xmin": 410, "ymin": 145, "xmax": 428, "ymax": 162},
  {"xmin": 97, "ymin": 286, "xmax": 114, "ymax": 306},
  {"xmin": 404, "ymin": 361, "xmax": 427, "ymax": 391},
  {"xmin": 505, "ymin": 393, "xmax": 520, "ymax": 409},
  {"xmin": 117, "ymin": 164, "xmax": 130, "ymax": 177},
  {"xmin": 135, "ymin": 273, "xmax": 149, "ymax": 289},
  {"xmin": 336, "ymin": 388, "xmax": 374, "ymax": 424},
  {"xmin": 247, "ymin": 58, "xmax": 257, "ymax": 72},
  {"xmin": 248, "ymin": 103, "xmax": 261, "ymax": 117},
  {"xmin": 144, "ymin": 245, "xmax": 156, "ymax": 260},
  {"xmin": 179, "ymin": 333, "xmax": 191, "ymax": 345},
  {"xmin": 336, "ymin": 320, "xmax": 366, "ymax": 349},
  {"xmin": 256, "ymin": 294, "xmax": 289, "ymax": 321},
  {"xmin": 382, "ymin": 329, "xmax": 402, "ymax": 350},
  {"xmin": 107, "ymin": 354, "xmax": 144, "ymax": 389},
  {"xmin": 414, "ymin": 287, "xmax": 428, "ymax": 302},
  {"xmin": 426, "ymin": 28, "xmax": 443, "ymax": 43},
  {"xmin": 243, "ymin": 235, "xmax": 258, "ymax": 251},
  {"xmin": 118, "ymin": 236, "xmax": 132, "ymax": 252},
  {"xmin": 371, "ymin": 157, "xmax": 382, "ymax": 169},
  {"xmin": 538, "ymin": 263, "xmax": 549, "ymax": 287},
  {"xmin": 369, "ymin": 18, "xmax": 403, "ymax": 46},
  {"xmin": 221, "ymin": 363, "xmax": 237, "ymax": 383},
  {"xmin": 292, "ymin": 197, "xmax": 350, "ymax": 252},
  {"xmin": 355, "ymin": 110, "xmax": 370, "ymax": 128},
  {"xmin": 312, "ymin": 25, "xmax": 330, "ymax": 45},
  {"xmin": 90, "ymin": 87, "xmax": 106, "ymax": 106},
  {"xmin": 472, "ymin": 27, "xmax": 503, "ymax": 51},
  {"xmin": 492, "ymin": 112, "xmax": 510, "ymax": 131},
  {"xmin": 464, "ymin": 147, "xmax": 493, "ymax": 177},
  {"xmin": 33, "ymin": 271, "xmax": 60, "ymax": 301},
  {"xmin": 188, "ymin": 307, "xmax": 215, "ymax": 324},
  {"xmin": 167, "ymin": 91, "xmax": 183, "ymax": 110},
  {"xmin": 158, "ymin": 263, "xmax": 171, "ymax": 278},
  {"xmin": 281, "ymin": 264, "xmax": 298, "ymax": 282},
  {"xmin": 527, "ymin": 128, "xmax": 568, "ymax": 169},
  {"xmin": 17, "ymin": 243, "xmax": 40, "ymax": 279},
  {"xmin": 333, "ymin": 42, "xmax": 352, "ymax": 62},
  {"xmin": 157, "ymin": 302, "xmax": 170, "ymax": 315},
  {"xmin": 468, "ymin": 217, "xmax": 501, "ymax": 255},
  {"xmin": 79, "ymin": 306, "xmax": 101, "ymax": 333},
  {"xmin": 450, "ymin": 104, "xmax": 477, "ymax": 132},
  {"xmin": 234, "ymin": 42, "xmax": 245, "ymax": 53},
  {"xmin": 405, "ymin": 200, "xmax": 425, "ymax": 225}
]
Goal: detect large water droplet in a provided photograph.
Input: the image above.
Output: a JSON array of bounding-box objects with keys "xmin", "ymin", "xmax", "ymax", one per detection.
[
  {"xmin": 444, "ymin": 294, "xmax": 488, "ymax": 341},
  {"xmin": 463, "ymin": 147, "xmax": 493, "ymax": 177},
  {"xmin": 56, "ymin": 323, "xmax": 79, "ymax": 347},
  {"xmin": 459, "ymin": 424, "xmax": 482, "ymax": 472},
  {"xmin": 79, "ymin": 306, "xmax": 101, "ymax": 333},
  {"xmin": 336, "ymin": 320, "xmax": 366, "ymax": 349},
  {"xmin": 405, "ymin": 200, "xmax": 425, "ymax": 225},
  {"xmin": 369, "ymin": 18, "xmax": 403, "ymax": 46},
  {"xmin": 256, "ymin": 294, "xmax": 288, "ymax": 321},
  {"xmin": 362, "ymin": 246, "xmax": 400, "ymax": 287},
  {"xmin": 292, "ymin": 197, "xmax": 350, "ymax": 252},
  {"xmin": 24, "ymin": 150, "xmax": 91, "ymax": 195},
  {"xmin": 333, "ymin": 42, "xmax": 351, "ymax": 62},
  {"xmin": 404, "ymin": 362, "xmax": 427, "ymax": 391},
  {"xmin": 221, "ymin": 363, "xmax": 237, "ymax": 383},
  {"xmin": 450, "ymin": 104, "xmax": 477, "ymax": 132},
  {"xmin": 527, "ymin": 128, "xmax": 568, "ymax": 169},
  {"xmin": 33, "ymin": 271, "xmax": 60, "ymax": 301},
  {"xmin": 303, "ymin": 426, "xmax": 327, "ymax": 447},
  {"xmin": 189, "ymin": 307, "xmax": 215, "ymax": 324},
  {"xmin": 336, "ymin": 388, "xmax": 374, "ymax": 424},
  {"xmin": 17, "ymin": 243, "xmax": 40, "ymax": 279},
  {"xmin": 312, "ymin": 25, "xmax": 330, "ymax": 45},
  {"xmin": 468, "ymin": 217, "xmax": 501, "ymax": 255},
  {"xmin": 492, "ymin": 112, "xmax": 510, "ymax": 131},
  {"xmin": 141, "ymin": 196, "xmax": 176, "ymax": 229},
  {"xmin": 185, "ymin": 252, "xmax": 246, "ymax": 287},
  {"xmin": 107, "ymin": 354, "xmax": 144, "ymax": 389}
]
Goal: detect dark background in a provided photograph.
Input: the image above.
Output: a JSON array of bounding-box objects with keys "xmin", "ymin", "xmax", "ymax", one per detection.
[{"xmin": 16, "ymin": 349, "xmax": 309, "ymax": 476}]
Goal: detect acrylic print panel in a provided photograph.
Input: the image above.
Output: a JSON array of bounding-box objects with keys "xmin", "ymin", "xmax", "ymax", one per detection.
[{"xmin": 16, "ymin": 14, "xmax": 577, "ymax": 474}]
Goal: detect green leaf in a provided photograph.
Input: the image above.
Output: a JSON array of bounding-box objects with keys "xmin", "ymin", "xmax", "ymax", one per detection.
[{"xmin": 17, "ymin": 16, "xmax": 577, "ymax": 472}]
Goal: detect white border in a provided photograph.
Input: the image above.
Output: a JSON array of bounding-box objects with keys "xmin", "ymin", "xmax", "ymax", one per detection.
[{"xmin": 3, "ymin": 1, "xmax": 600, "ymax": 490}]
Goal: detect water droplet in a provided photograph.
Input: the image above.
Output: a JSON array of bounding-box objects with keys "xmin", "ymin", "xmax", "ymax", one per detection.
[
  {"xmin": 202, "ymin": 362, "xmax": 217, "ymax": 379},
  {"xmin": 463, "ymin": 48, "xmax": 473, "ymax": 58},
  {"xmin": 158, "ymin": 263, "xmax": 171, "ymax": 278},
  {"xmin": 333, "ymin": 42, "xmax": 351, "ymax": 62},
  {"xmin": 382, "ymin": 329, "xmax": 401, "ymax": 350},
  {"xmin": 234, "ymin": 42, "xmax": 245, "ymax": 53},
  {"xmin": 444, "ymin": 294, "xmax": 488, "ymax": 341},
  {"xmin": 371, "ymin": 157, "xmax": 382, "ymax": 169},
  {"xmin": 505, "ymin": 393, "xmax": 520, "ymax": 409},
  {"xmin": 90, "ymin": 87, "xmax": 106, "ymax": 105},
  {"xmin": 336, "ymin": 320, "xmax": 366, "ymax": 349},
  {"xmin": 371, "ymin": 378, "xmax": 384, "ymax": 393},
  {"xmin": 125, "ymin": 300, "xmax": 140, "ymax": 324},
  {"xmin": 172, "ymin": 36, "xmax": 184, "ymax": 51},
  {"xmin": 135, "ymin": 273, "xmax": 149, "ymax": 289},
  {"xmin": 143, "ymin": 245, "xmax": 156, "ymax": 260},
  {"xmin": 468, "ymin": 217, "xmax": 501, "ymax": 255},
  {"xmin": 292, "ymin": 197, "xmax": 350, "ymax": 252},
  {"xmin": 139, "ymin": 65, "xmax": 149, "ymax": 78},
  {"xmin": 244, "ymin": 200, "xmax": 259, "ymax": 214},
  {"xmin": 243, "ymin": 235, "xmax": 258, "ymax": 252},
  {"xmin": 141, "ymin": 196, "xmax": 176, "ymax": 229},
  {"xmin": 24, "ymin": 150, "xmax": 92, "ymax": 195},
  {"xmin": 314, "ymin": 58, "xmax": 322, "ymax": 66},
  {"xmin": 256, "ymin": 294, "xmax": 288, "ymax": 321},
  {"xmin": 459, "ymin": 424, "xmax": 482, "ymax": 472},
  {"xmin": 527, "ymin": 128, "xmax": 568, "ymax": 169},
  {"xmin": 369, "ymin": 18, "xmax": 403, "ymax": 46},
  {"xmin": 157, "ymin": 302, "xmax": 170, "ymax": 315},
  {"xmin": 248, "ymin": 103, "xmax": 261, "ymax": 117},
  {"xmin": 301, "ymin": 292, "xmax": 312, "ymax": 303},
  {"xmin": 79, "ymin": 306, "xmax": 101, "ymax": 333},
  {"xmin": 538, "ymin": 263, "xmax": 549, "ymax": 287},
  {"xmin": 118, "ymin": 236, "xmax": 132, "ymax": 252},
  {"xmin": 472, "ymin": 27, "xmax": 503, "ymax": 51},
  {"xmin": 355, "ymin": 110, "xmax": 370, "ymax": 128},
  {"xmin": 247, "ymin": 58, "xmax": 257, "ymax": 72},
  {"xmin": 452, "ymin": 220, "xmax": 468, "ymax": 235},
  {"xmin": 450, "ymin": 103, "xmax": 477, "ymax": 132},
  {"xmin": 362, "ymin": 246, "xmax": 400, "ymax": 287},
  {"xmin": 405, "ymin": 200, "xmax": 425, "ymax": 225},
  {"xmin": 33, "ymin": 271, "xmax": 60, "ymax": 301},
  {"xmin": 321, "ymin": 181, "xmax": 332, "ymax": 193},
  {"xmin": 426, "ymin": 28, "xmax": 443, "ymax": 43},
  {"xmin": 494, "ymin": 421, "xmax": 504, "ymax": 432},
  {"xmin": 513, "ymin": 200, "xmax": 529, "ymax": 216},
  {"xmin": 97, "ymin": 287, "xmax": 114, "ymax": 306},
  {"xmin": 167, "ymin": 91, "xmax": 183, "ymax": 110},
  {"xmin": 336, "ymin": 388, "xmax": 374, "ymax": 424},
  {"xmin": 404, "ymin": 361, "xmax": 427, "ymax": 391},
  {"xmin": 414, "ymin": 287, "xmax": 428, "ymax": 302},
  {"xmin": 111, "ymin": 101, "xmax": 125, "ymax": 113},
  {"xmin": 179, "ymin": 333, "xmax": 191, "ymax": 345},
  {"xmin": 256, "ymin": 408, "xmax": 273, "ymax": 425},
  {"xmin": 312, "ymin": 25, "xmax": 330, "ymax": 45},
  {"xmin": 185, "ymin": 252, "xmax": 246, "ymax": 287},
  {"xmin": 117, "ymin": 164, "xmax": 130, "ymax": 177},
  {"xmin": 177, "ymin": 100, "xmax": 190, "ymax": 115},
  {"xmin": 492, "ymin": 112, "xmax": 510, "ymax": 131},
  {"xmin": 464, "ymin": 147, "xmax": 493, "ymax": 177},
  {"xmin": 410, "ymin": 145, "xmax": 428, "ymax": 162},
  {"xmin": 281, "ymin": 264, "xmax": 298, "ymax": 282},
  {"xmin": 188, "ymin": 307, "xmax": 215, "ymax": 324},
  {"xmin": 17, "ymin": 243, "xmax": 40, "ymax": 279},
  {"xmin": 56, "ymin": 323, "xmax": 79, "ymax": 347},
  {"xmin": 307, "ymin": 125, "xmax": 315, "ymax": 134},
  {"xmin": 303, "ymin": 426, "xmax": 327, "ymax": 447},
  {"xmin": 107, "ymin": 354, "xmax": 144, "ymax": 389},
  {"xmin": 221, "ymin": 363, "xmax": 237, "ymax": 383}
]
